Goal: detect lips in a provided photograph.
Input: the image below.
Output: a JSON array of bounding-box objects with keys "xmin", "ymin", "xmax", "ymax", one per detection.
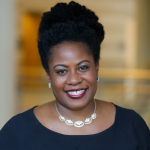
[{"xmin": 65, "ymin": 88, "xmax": 87, "ymax": 99}]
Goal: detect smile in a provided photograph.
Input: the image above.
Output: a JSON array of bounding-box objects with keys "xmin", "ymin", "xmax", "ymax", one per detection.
[{"xmin": 65, "ymin": 89, "xmax": 87, "ymax": 99}]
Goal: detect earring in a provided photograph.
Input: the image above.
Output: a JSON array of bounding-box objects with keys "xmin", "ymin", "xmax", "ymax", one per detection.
[
  {"xmin": 48, "ymin": 83, "xmax": 51, "ymax": 88},
  {"xmin": 97, "ymin": 76, "xmax": 99, "ymax": 81}
]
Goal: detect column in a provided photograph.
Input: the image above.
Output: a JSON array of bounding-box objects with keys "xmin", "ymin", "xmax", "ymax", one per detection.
[{"xmin": 0, "ymin": 0, "xmax": 17, "ymax": 129}]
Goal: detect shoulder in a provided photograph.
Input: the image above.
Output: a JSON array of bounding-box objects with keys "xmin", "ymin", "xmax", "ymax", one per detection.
[
  {"xmin": 0, "ymin": 107, "xmax": 40, "ymax": 150},
  {"xmin": 114, "ymin": 104, "xmax": 150, "ymax": 147},
  {"xmin": 114, "ymin": 104, "xmax": 149, "ymax": 130},
  {"xmin": 0, "ymin": 107, "xmax": 40, "ymax": 133},
  {"xmin": 115, "ymin": 104, "xmax": 148, "ymax": 125}
]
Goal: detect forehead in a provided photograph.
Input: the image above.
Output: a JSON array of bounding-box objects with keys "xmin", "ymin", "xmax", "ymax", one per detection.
[{"xmin": 50, "ymin": 41, "xmax": 94, "ymax": 64}]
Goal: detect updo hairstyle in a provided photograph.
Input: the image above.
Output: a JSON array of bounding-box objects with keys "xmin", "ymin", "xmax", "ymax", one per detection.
[{"xmin": 38, "ymin": 1, "xmax": 105, "ymax": 73}]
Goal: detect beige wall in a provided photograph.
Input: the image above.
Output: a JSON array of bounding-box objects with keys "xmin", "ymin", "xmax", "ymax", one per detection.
[{"xmin": 137, "ymin": 0, "xmax": 150, "ymax": 69}]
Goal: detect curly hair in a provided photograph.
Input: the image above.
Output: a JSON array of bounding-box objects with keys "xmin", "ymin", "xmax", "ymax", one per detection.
[{"xmin": 38, "ymin": 1, "xmax": 105, "ymax": 73}]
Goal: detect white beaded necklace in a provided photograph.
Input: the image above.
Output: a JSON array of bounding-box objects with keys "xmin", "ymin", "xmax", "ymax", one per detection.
[{"xmin": 55, "ymin": 99, "xmax": 97, "ymax": 128}]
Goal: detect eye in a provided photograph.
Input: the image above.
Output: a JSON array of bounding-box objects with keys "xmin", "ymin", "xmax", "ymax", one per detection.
[
  {"xmin": 56, "ymin": 70, "xmax": 67, "ymax": 74},
  {"xmin": 78, "ymin": 66, "xmax": 89, "ymax": 71}
]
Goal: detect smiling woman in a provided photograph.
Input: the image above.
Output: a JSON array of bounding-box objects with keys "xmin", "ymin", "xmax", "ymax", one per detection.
[{"xmin": 0, "ymin": 1, "xmax": 150, "ymax": 150}]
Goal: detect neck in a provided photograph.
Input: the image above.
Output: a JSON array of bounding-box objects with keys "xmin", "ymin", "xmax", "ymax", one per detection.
[{"xmin": 55, "ymin": 99, "xmax": 95, "ymax": 121}]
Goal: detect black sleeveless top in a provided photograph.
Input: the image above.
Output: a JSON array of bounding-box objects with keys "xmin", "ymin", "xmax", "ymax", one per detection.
[{"xmin": 0, "ymin": 104, "xmax": 150, "ymax": 150}]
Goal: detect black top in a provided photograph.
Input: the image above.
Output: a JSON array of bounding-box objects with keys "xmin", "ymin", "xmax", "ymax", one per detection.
[{"xmin": 0, "ymin": 104, "xmax": 150, "ymax": 150}]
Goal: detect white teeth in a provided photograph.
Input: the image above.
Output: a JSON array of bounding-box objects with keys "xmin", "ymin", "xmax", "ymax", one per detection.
[{"xmin": 68, "ymin": 90, "xmax": 85, "ymax": 95}]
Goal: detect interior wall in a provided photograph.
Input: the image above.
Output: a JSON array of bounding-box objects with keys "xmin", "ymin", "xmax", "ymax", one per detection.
[{"xmin": 137, "ymin": 0, "xmax": 150, "ymax": 69}]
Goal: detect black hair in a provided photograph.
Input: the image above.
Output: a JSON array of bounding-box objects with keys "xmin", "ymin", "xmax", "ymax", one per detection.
[{"xmin": 38, "ymin": 1, "xmax": 105, "ymax": 73}]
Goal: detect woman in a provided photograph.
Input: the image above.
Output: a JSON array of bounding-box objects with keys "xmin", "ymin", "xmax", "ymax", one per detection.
[{"xmin": 0, "ymin": 1, "xmax": 150, "ymax": 149}]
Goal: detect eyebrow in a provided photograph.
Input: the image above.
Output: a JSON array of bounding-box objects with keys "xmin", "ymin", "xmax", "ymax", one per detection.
[{"xmin": 54, "ymin": 60, "xmax": 90, "ymax": 69}]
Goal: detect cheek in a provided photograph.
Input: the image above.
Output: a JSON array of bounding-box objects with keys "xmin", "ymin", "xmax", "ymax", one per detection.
[
  {"xmin": 86, "ymin": 67, "xmax": 97, "ymax": 80},
  {"xmin": 51, "ymin": 77, "xmax": 66, "ymax": 101},
  {"xmin": 51, "ymin": 75, "xmax": 66, "ymax": 91},
  {"xmin": 83, "ymin": 69, "xmax": 97, "ymax": 87},
  {"xmin": 87, "ymin": 71, "xmax": 98, "ymax": 95}
]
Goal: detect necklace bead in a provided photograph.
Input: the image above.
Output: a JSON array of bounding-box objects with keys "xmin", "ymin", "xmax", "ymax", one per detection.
[
  {"xmin": 65, "ymin": 120, "xmax": 74, "ymax": 126},
  {"xmin": 85, "ymin": 118, "xmax": 92, "ymax": 124},
  {"xmin": 59, "ymin": 116, "xmax": 65, "ymax": 121},
  {"xmin": 74, "ymin": 121, "xmax": 84, "ymax": 127},
  {"xmin": 91, "ymin": 113, "xmax": 96, "ymax": 119}
]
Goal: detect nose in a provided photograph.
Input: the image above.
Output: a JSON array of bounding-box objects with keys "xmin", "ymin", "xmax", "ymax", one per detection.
[{"xmin": 66, "ymin": 71, "xmax": 82, "ymax": 85}]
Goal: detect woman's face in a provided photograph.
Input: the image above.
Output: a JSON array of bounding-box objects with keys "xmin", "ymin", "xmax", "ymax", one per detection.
[{"xmin": 47, "ymin": 41, "xmax": 99, "ymax": 110}]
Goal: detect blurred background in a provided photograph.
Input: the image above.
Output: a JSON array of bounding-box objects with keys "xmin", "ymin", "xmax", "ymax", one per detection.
[{"xmin": 0, "ymin": 0, "xmax": 150, "ymax": 129}]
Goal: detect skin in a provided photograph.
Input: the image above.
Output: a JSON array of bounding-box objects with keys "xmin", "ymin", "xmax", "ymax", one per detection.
[{"xmin": 34, "ymin": 41, "xmax": 116, "ymax": 135}]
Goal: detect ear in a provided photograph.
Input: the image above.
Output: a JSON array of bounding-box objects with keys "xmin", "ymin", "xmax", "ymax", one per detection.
[
  {"xmin": 95, "ymin": 62, "xmax": 99, "ymax": 75},
  {"xmin": 46, "ymin": 72, "xmax": 51, "ymax": 83}
]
